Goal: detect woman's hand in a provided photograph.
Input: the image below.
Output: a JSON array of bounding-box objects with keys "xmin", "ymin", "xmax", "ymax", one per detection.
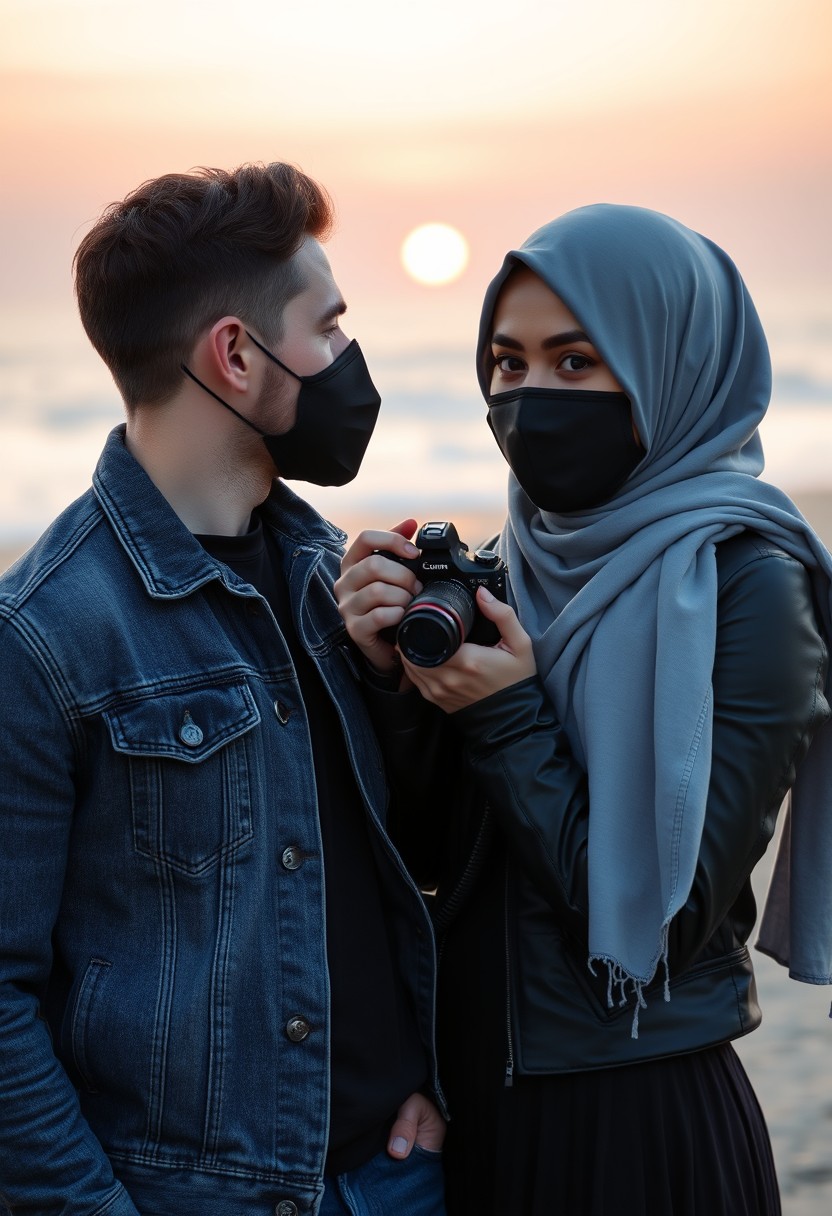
[
  {"xmin": 402, "ymin": 586, "xmax": 537, "ymax": 712},
  {"xmin": 334, "ymin": 519, "xmax": 422, "ymax": 677}
]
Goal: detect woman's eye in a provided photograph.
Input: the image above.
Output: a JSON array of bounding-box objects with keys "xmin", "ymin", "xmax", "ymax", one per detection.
[
  {"xmin": 495, "ymin": 355, "xmax": 526, "ymax": 373},
  {"xmin": 558, "ymin": 353, "xmax": 594, "ymax": 372}
]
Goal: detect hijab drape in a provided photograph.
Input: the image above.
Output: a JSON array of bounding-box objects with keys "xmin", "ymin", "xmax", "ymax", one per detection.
[{"xmin": 477, "ymin": 205, "xmax": 832, "ymax": 1026}]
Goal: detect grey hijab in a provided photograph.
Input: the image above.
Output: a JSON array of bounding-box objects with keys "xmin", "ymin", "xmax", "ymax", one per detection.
[{"xmin": 477, "ymin": 204, "xmax": 832, "ymax": 1030}]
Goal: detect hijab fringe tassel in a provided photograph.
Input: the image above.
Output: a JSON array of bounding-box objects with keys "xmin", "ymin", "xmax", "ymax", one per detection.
[{"xmin": 589, "ymin": 924, "xmax": 671, "ymax": 1039}]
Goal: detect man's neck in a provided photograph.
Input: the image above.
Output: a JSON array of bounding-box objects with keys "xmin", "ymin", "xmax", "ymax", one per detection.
[{"xmin": 124, "ymin": 398, "xmax": 275, "ymax": 537}]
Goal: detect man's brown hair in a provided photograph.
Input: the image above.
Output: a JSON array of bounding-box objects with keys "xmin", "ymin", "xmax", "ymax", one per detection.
[{"xmin": 73, "ymin": 162, "xmax": 333, "ymax": 409}]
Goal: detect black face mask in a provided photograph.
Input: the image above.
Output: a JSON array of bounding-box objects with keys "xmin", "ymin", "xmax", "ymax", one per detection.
[
  {"xmin": 487, "ymin": 387, "xmax": 643, "ymax": 513},
  {"xmin": 182, "ymin": 332, "xmax": 381, "ymax": 486}
]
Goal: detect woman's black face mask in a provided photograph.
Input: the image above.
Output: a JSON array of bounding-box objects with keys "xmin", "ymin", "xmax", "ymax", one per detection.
[{"xmin": 487, "ymin": 387, "xmax": 644, "ymax": 513}]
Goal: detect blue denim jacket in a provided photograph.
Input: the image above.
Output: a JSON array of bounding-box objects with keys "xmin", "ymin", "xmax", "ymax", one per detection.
[{"xmin": 0, "ymin": 427, "xmax": 441, "ymax": 1216}]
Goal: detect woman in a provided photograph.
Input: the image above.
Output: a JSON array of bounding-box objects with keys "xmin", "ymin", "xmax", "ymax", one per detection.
[{"xmin": 335, "ymin": 205, "xmax": 832, "ymax": 1215}]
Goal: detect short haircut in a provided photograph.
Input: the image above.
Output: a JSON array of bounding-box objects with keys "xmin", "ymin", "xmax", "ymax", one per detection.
[{"xmin": 73, "ymin": 162, "xmax": 334, "ymax": 409}]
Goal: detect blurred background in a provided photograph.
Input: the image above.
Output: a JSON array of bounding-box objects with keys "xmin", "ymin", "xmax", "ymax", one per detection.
[
  {"xmin": 1, "ymin": 0, "xmax": 831, "ymax": 550},
  {"xmin": 1, "ymin": 2, "xmax": 831, "ymax": 1208}
]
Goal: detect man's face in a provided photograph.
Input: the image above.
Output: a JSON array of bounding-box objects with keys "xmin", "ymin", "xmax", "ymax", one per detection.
[{"xmin": 256, "ymin": 237, "xmax": 349, "ymax": 434}]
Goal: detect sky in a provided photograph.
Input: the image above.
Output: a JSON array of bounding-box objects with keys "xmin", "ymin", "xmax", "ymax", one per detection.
[
  {"xmin": 0, "ymin": 0, "xmax": 831, "ymax": 536},
  {"xmin": 3, "ymin": 1, "xmax": 831, "ymax": 314}
]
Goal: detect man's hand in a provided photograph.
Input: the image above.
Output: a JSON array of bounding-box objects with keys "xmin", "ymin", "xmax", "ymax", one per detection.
[
  {"xmin": 402, "ymin": 586, "xmax": 537, "ymax": 712},
  {"xmin": 387, "ymin": 1091, "xmax": 446, "ymax": 1159},
  {"xmin": 335, "ymin": 519, "xmax": 422, "ymax": 678}
]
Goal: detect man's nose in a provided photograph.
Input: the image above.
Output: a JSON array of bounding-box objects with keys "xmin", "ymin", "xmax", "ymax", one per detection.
[{"xmin": 331, "ymin": 330, "xmax": 350, "ymax": 358}]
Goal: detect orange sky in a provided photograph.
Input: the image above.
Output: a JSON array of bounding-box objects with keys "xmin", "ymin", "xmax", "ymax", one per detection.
[
  {"xmin": 1, "ymin": 0, "xmax": 830, "ymax": 345},
  {"xmin": 0, "ymin": 0, "xmax": 830, "ymax": 537}
]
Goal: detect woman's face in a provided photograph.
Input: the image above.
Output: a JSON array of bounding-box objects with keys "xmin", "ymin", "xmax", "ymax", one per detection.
[{"xmin": 489, "ymin": 268, "xmax": 622, "ymax": 396}]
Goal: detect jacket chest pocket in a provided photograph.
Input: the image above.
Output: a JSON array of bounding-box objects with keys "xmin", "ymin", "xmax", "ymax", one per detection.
[{"xmin": 104, "ymin": 682, "xmax": 260, "ymax": 875}]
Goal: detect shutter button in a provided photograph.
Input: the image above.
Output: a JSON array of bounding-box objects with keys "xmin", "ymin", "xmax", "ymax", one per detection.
[
  {"xmin": 285, "ymin": 1016, "xmax": 311, "ymax": 1042},
  {"xmin": 179, "ymin": 712, "xmax": 203, "ymax": 747}
]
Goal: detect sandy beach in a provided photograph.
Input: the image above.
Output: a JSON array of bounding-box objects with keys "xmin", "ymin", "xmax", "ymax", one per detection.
[
  {"xmin": 2, "ymin": 490, "xmax": 831, "ymax": 1211},
  {"xmin": 737, "ymin": 840, "xmax": 832, "ymax": 1215}
]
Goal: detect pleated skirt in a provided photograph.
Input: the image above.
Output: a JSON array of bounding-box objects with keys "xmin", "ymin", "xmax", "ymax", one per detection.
[
  {"xmin": 438, "ymin": 859, "xmax": 781, "ymax": 1216},
  {"xmin": 441, "ymin": 1040, "xmax": 780, "ymax": 1216}
]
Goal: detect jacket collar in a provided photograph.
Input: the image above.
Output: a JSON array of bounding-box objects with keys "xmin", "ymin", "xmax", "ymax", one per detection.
[{"xmin": 93, "ymin": 425, "xmax": 345, "ymax": 599}]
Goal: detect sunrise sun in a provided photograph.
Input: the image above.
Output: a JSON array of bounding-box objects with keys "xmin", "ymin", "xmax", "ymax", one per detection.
[{"xmin": 400, "ymin": 223, "xmax": 469, "ymax": 286}]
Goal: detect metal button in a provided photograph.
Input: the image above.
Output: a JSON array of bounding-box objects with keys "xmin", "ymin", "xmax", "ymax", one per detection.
[
  {"xmin": 179, "ymin": 712, "xmax": 203, "ymax": 747},
  {"xmin": 281, "ymin": 846, "xmax": 303, "ymax": 871},
  {"xmin": 274, "ymin": 700, "xmax": 292, "ymax": 725},
  {"xmin": 275, "ymin": 1203, "xmax": 298, "ymax": 1216},
  {"xmin": 285, "ymin": 1016, "xmax": 311, "ymax": 1043}
]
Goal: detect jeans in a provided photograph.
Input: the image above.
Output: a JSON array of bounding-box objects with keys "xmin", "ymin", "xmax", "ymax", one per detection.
[{"xmin": 320, "ymin": 1147, "xmax": 446, "ymax": 1216}]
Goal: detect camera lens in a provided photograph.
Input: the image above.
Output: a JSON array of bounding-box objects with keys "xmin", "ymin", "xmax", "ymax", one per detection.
[{"xmin": 396, "ymin": 580, "xmax": 475, "ymax": 667}]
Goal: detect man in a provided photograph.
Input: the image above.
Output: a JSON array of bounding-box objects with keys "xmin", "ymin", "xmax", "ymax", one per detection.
[{"xmin": 0, "ymin": 163, "xmax": 445, "ymax": 1215}]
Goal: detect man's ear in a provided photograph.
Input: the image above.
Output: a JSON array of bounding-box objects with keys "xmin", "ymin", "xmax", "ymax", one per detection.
[{"xmin": 198, "ymin": 317, "xmax": 259, "ymax": 395}]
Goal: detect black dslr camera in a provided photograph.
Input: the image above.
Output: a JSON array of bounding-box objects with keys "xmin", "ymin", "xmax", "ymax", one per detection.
[{"xmin": 378, "ymin": 521, "xmax": 508, "ymax": 667}]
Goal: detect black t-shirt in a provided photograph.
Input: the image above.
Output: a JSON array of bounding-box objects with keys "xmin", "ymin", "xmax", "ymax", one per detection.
[{"xmin": 198, "ymin": 514, "xmax": 427, "ymax": 1174}]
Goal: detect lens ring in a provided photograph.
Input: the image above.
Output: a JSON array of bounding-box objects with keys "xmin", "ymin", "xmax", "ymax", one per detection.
[{"xmin": 396, "ymin": 580, "xmax": 475, "ymax": 666}]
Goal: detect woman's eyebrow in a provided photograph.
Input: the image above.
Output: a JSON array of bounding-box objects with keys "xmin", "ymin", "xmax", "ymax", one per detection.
[
  {"xmin": 542, "ymin": 329, "xmax": 590, "ymax": 350},
  {"xmin": 491, "ymin": 328, "xmax": 591, "ymax": 351},
  {"xmin": 491, "ymin": 331, "xmax": 523, "ymax": 351}
]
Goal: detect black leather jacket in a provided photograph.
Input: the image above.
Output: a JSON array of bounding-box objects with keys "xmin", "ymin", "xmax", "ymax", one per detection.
[{"xmin": 373, "ymin": 532, "xmax": 830, "ymax": 1073}]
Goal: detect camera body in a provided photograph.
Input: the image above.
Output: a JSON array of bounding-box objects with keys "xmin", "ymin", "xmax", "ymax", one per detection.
[{"xmin": 377, "ymin": 521, "xmax": 508, "ymax": 667}]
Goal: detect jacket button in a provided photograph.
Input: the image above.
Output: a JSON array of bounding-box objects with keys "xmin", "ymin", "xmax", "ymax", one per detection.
[
  {"xmin": 179, "ymin": 713, "xmax": 203, "ymax": 747},
  {"xmin": 285, "ymin": 1016, "xmax": 311, "ymax": 1042},
  {"xmin": 275, "ymin": 1203, "xmax": 298, "ymax": 1216},
  {"xmin": 281, "ymin": 846, "xmax": 303, "ymax": 871},
  {"xmin": 274, "ymin": 700, "xmax": 292, "ymax": 725}
]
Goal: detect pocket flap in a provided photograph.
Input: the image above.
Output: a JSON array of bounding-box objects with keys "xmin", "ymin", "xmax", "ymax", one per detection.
[{"xmin": 105, "ymin": 682, "xmax": 260, "ymax": 763}]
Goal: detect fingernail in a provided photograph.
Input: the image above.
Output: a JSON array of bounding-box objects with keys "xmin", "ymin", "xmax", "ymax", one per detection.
[
  {"xmin": 479, "ymin": 587, "xmax": 494, "ymax": 601},
  {"xmin": 390, "ymin": 1136, "xmax": 409, "ymax": 1153},
  {"xmin": 404, "ymin": 543, "xmax": 419, "ymax": 556}
]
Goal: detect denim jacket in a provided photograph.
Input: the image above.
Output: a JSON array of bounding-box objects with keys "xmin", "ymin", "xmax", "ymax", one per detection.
[{"xmin": 0, "ymin": 427, "xmax": 441, "ymax": 1216}]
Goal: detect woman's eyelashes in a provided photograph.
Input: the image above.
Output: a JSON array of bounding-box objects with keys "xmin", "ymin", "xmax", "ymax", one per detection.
[
  {"xmin": 492, "ymin": 350, "xmax": 598, "ymax": 379},
  {"xmin": 494, "ymin": 354, "xmax": 527, "ymax": 375},
  {"xmin": 558, "ymin": 353, "xmax": 594, "ymax": 373}
]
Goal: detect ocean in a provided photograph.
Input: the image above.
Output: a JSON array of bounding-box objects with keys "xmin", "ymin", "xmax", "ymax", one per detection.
[{"xmin": 1, "ymin": 287, "xmax": 832, "ymax": 550}]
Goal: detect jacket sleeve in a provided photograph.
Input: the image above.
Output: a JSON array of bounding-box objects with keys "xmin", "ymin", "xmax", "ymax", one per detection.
[
  {"xmin": 359, "ymin": 673, "xmax": 457, "ymax": 888},
  {"xmin": 0, "ymin": 616, "xmax": 140, "ymax": 1215},
  {"xmin": 451, "ymin": 548, "xmax": 829, "ymax": 973},
  {"xmin": 670, "ymin": 547, "xmax": 829, "ymax": 966},
  {"xmin": 451, "ymin": 675, "xmax": 591, "ymax": 940}
]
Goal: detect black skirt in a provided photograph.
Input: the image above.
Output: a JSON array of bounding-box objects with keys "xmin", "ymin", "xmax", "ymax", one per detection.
[{"xmin": 438, "ymin": 854, "xmax": 781, "ymax": 1216}]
